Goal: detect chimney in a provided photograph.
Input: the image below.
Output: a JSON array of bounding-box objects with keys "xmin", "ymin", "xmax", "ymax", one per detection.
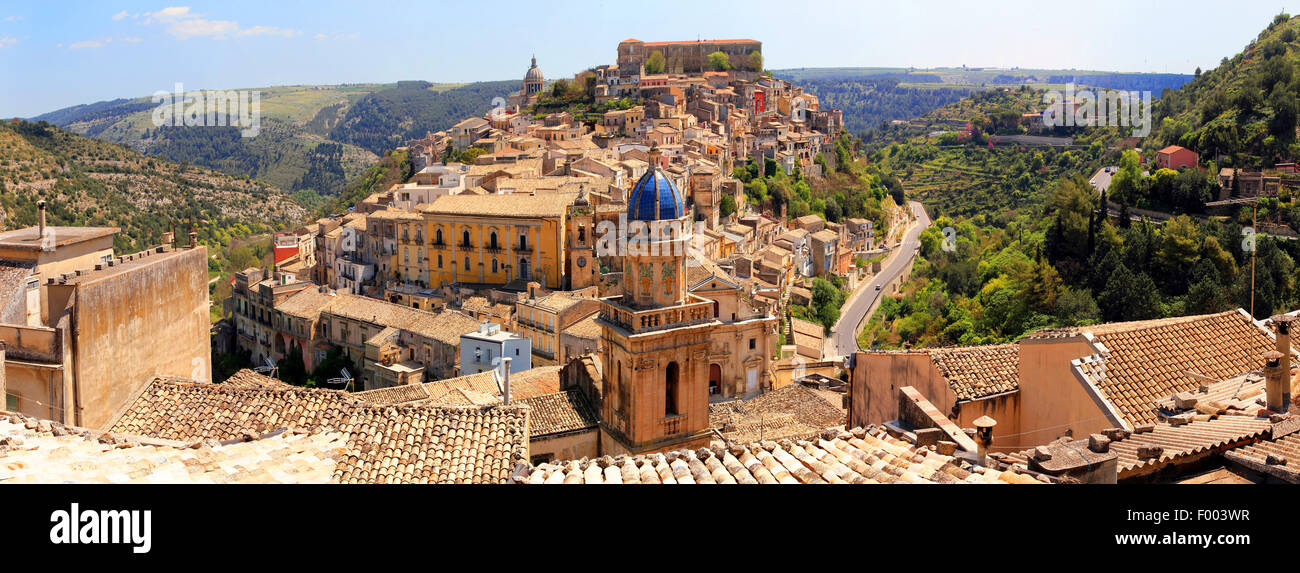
[
  {"xmin": 1271, "ymin": 314, "xmax": 1294, "ymax": 409},
  {"xmin": 37, "ymin": 199, "xmax": 46, "ymax": 240},
  {"xmin": 972, "ymin": 415, "xmax": 997, "ymax": 463},
  {"xmin": 1264, "ymin": 350, "xmax": 1288, "ymax": 413},
  {"xmin": 501, "ymin": 357, "xmax": 512, "ymax": 405}
]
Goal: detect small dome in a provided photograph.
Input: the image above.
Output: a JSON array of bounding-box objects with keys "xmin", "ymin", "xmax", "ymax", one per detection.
[
  {"xmin": 627, "ymin": 168, "xmax": 684, "ymax": 221},
  {"xmin": 525, "ymin": 56, "xmax": 543, "ymax": 81}
]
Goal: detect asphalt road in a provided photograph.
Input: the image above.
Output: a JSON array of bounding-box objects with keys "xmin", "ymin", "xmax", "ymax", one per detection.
[{"xmin": 826, "ymin": 200, "xmax": 931, "ymax": 359}]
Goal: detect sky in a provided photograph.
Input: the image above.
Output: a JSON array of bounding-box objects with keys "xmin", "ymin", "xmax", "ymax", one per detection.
[{"xmin": 2, "ymin": 0, "xmax": 1300, "ymax": 117}]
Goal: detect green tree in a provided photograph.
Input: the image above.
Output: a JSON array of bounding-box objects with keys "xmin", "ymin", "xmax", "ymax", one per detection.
[
  {"xmin": 646, "ymin": 51, "xmax": 666, "ymax": 74},
  {"xmin": 707, "ymin": 51, "xmax": 732, "ymax": 71},
  {"xmin": 1098, "ymin": 263, "xmax": 1162, "ymax": 322},
  {"xmin": 747, "ymin": 51, "xmax": 763, "ymax": 72},
  {"xmin": 719, "ymin": 193, "xmax": 737, "ymax": 218},
  {"xmin": 810, "ymin": 277, "xmax": 844, "ymax": 331}
]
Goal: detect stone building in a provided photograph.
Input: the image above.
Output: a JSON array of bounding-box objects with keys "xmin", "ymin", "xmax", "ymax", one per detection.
[
  {"xmin": 596, "ymin": 147, "xmax": 723, "ymax": 455},
  {"xmin": 617, "ymin": 39, "xmax": 762, "ymax": 76},
  {"xmin": 1, "ymin": 231, "xmax": 211, "ymax": 429},
  {"xmin": 522, "ymin": 55, "xmax": 544, "ymax": 98}
]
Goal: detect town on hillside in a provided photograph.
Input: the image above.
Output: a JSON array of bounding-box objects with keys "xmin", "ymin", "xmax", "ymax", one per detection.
[{"xmin": 3, "ymin": 19, "xmax": 1300, "ymax": 500}]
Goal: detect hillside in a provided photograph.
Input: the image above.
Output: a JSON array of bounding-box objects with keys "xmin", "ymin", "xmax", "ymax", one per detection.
[
  {"xmin": 0, "ymin": 120, "xmax": 307, "ymax": 254},
  {"xmin": 867, "ymin": 87, "xmax": 1109, "ymax": 218},
  {"xmin": 1144, "ymin": 13, "xmax": 1300, "ymax": 167},
  {"xmin": 30, "ymin": 80, "xmax": 517, "ymax": 195},
  {"xmin": 777, "ymin": 67, "xmax": 1191, "ymax": 136}
]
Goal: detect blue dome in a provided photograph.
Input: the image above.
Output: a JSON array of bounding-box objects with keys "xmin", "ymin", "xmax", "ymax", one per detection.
[{"xmin": 627, "ymin": 168, "xmax": 685, "ymax": 221}]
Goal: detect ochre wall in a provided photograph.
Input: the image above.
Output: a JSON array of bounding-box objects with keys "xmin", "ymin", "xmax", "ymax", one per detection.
[
  {"xmin": 1015, "ymin": 338, "xmax": 1114, "ymax": 449},
  {"xmin": 70, "ymin": 247, "xmax": 211, "ymax": 429}
]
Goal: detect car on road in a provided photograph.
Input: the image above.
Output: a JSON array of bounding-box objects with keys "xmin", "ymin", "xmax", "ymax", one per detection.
[{"xmin": 874, "ymin": 284, "xmax": 882, "ymax": 291}]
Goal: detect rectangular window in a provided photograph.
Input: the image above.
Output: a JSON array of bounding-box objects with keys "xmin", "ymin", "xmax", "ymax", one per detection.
[{"xmin": 749, "ymin": 338, "xmax": 756, "ymax": 350}]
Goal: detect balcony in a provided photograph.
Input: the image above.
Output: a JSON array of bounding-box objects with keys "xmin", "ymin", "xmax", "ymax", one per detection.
[
  {"xmin": 459, "ymin": 242, "xmax": 474, "ymax": 250},
  {"xmin": 514, "ymin": 242, "xmax": 532, "ymax": 252},
  {"xmin": 659, "ymin": 414, "xmax": 685, "ymax": 436},
  {"xmin": 483, "ymin": 245, "xmax": 504, "ymax": 255},
  {"xmin": 430, "ymin": 241, "xmax": 447, "ymax": 251},
  {"xmin": 598, "ymin": 295, "xmax": 716, "ymax": 334}
]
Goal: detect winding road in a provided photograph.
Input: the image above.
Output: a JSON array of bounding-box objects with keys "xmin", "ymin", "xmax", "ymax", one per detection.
[{"xmin": 826, "ymin": 200, "xmax": 931, "ymax": 359}]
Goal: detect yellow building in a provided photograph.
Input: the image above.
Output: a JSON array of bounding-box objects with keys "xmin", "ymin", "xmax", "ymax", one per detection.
[{"xmin": 415, "ymin": 193, "xmax": 576, "ymax": 290}]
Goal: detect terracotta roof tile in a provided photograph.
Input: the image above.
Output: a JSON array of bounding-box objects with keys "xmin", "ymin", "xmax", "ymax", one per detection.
[
  {"xmin": 1077, "ymin": 311, "xmax": 1275, "ymax": 426},
  {"xmin": 518, "ymin": 391, "xmax": 598, "ymax": 437},
  {"xmin": 995, "ymin": 415, "xmax": 1274, "ymax": 480},
  {"xmin": 517, "ymin": 425, "xmax": 1044, "ymax": 484},
  {"xmin": 928, "ymin": 344, "xmax": 1020, "ymax": 401},
  {"xmin": 708, "ymin": 384, "xmax": 845, "ymax": 444},
  {"xmin": 0, "ymin": 411, "xmax": 344, "ymax": 484},
  {"xmin": 105, "ymin": 373, "xmax": 528, "ymax": 484}
]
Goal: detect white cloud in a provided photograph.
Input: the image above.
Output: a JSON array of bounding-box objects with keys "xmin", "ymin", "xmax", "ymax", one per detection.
[
  {"xmin": 120, "ymin": 36, "xmax": 141, "ymax": 43},
  {"xmin": 0, "ymin": 36, "xmax": 17, "ymax": 49},
  {"xmin": 240, "ymin": 25, "xmax": 300, "ymax": 38},
  {"xmin": 4, "ymin": 16, "xmax": 22, "ymax": 22},
  {"xmin": 112, "ymin": 10, "xmax": 129, "ymax": 21},
  {"xmin": 138, "ymin": 6, "xmax": 299, "ymax": 40},
  {"xmin": 69, "ymin": 37, "xmax": 110, "ymax": 50}
]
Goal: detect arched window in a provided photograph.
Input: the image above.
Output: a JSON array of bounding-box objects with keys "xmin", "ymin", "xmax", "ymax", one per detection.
[
  {"xmin": 464, "ymin": 256, "xmax": 470, "ymax": 271},
  {"xmin": 437, "ymin": 254, "xmax": 443, "ymax": 268},
  {"xmin": 490, "ymin": 231, "xmax": 498, "ymax": 249},
  {"xmin": 462, "ymin": 229, "xmax": 471, "ymax": 247},
  {"xmin": 491, "ymin": 259, "xmax": 498, "ymax": 273},
  {"xmin": 665, "ymin": 361, "xmax": 679, "ymax": 416},
  {"xmin": 435, "ymin": 228, "xmax": 443, "ymax": 244}
]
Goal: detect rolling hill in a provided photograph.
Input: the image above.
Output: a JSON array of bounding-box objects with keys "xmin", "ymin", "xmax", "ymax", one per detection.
[
  {"xmin": 0, "ymin": 119, "xmax": 308, "ymax": 254},
  {"xmin": 30, "ymin": 80, "xmax": 517, "ymax": 196},
  {"xmin": 775, "ymin": 67, "xmax": 1193, "ymax": 137}
]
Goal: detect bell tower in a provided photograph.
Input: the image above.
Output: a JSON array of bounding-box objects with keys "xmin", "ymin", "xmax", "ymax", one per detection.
[{"xmin": 596, "ymin": 147, "xmax": 720, "ymax": 455}]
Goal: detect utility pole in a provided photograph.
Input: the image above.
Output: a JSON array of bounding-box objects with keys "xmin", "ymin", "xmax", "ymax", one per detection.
[{"xmin": 1251, "ymin": 198, "xmax": 1258, "ymax": 318}]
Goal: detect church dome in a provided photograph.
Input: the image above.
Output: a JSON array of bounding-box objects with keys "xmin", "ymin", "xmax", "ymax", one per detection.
[
  {"xmin": 525, "ymin": 56, "xmax": 543, "ymax": 81},
  {"xmin": 627, "ymin": 167, "xmax": 685, "ymax": 222}
]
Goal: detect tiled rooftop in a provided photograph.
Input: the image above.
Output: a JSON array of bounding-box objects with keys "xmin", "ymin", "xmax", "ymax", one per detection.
[
  {"xmin": 420, "ymin": 192, "xmax": 577, "ymax": 218},
  {"xmin": 0, "ymin": 411, "xmax": 344, "ymax": 484},
  {"xmin": 993, "ymin": 415, "xmax": 1276, "ymax": 480},
  {"xmin": 517, "ymin": 390, "xmax": 599, "ymax": 437},
  {"xmin": 1223, "ymin": 425, "xmax": 1300, "ymax": 483},
  {"xmin": 516, "ymin": 426, "xmax": 1045, "ymax": 484},
  {"xmin": 106, "ymin": 373, "xmax": 529, "ymax": 484},
  {"xmin": 930, "ymin": 343, "xmax": 1020, "ymax": 401},
  {"xmin": 1072, "ymin": 311, "xmax": 1275, "ymax": 426},
  {"xmin": 709, "ymin": 384, "xmax": 846, "ymax": 444}
]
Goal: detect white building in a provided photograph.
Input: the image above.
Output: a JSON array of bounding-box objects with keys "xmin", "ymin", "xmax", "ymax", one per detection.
[{"xmin": 459, "ymin": 322, "xmax": 531, "ymax": 375}]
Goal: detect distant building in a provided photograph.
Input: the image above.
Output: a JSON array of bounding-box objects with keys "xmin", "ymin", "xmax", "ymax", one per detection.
[
  {"xmin": 1155, "ymin": 145, "xmax": 1198, "ymax": 170},
  {"xmin": 522, "ymin": 55, "xmax": 544, "ymax": 97},
  {"xmin": 460, "ymin": 321, "xmax": 531, "ymax": 375}
]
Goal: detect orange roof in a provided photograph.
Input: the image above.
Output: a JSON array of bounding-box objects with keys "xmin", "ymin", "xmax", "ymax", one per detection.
[
  {"xmin": 641, "ymin": 39, "xmax": 760, "ymax": 46},
  {"xmin": 1158, "ymin": 145, "xmax": 1191, "ymax": 155}
]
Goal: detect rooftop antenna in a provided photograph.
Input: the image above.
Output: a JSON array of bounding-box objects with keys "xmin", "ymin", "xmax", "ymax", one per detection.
[
  {"xmin": 327, "ymin": 367, "xmax": 354, "ymax": 392},
  {"xmin": 255, "ymin": 356, "xmax": 279, "ymax": 379}
]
